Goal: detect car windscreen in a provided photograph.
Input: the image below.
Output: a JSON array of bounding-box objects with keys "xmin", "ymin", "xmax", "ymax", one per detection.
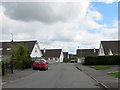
[{"xmin": 35, "ymin": 60, "xmax": 45, "ymax": 63}]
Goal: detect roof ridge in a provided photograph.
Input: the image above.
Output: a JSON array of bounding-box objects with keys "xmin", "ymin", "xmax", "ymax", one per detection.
[{"xmin": 0, "ymin": 40, "xmax": 37, "ymax": 43}]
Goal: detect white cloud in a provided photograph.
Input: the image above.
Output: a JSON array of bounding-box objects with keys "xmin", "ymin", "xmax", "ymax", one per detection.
[{"xmin": 87, "ymin": 7, "xmax": 103, "ymax": 21}]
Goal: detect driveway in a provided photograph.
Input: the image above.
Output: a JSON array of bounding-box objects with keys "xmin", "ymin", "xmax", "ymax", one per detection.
[{"xmin": 2, "ymin": 63, "xmax": 104, "ymax": 89}]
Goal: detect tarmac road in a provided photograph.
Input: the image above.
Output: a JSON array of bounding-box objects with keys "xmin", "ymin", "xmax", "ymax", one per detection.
[{"xmin": 2, "ymin": 63, "xmax": 104, "ymax": 89}]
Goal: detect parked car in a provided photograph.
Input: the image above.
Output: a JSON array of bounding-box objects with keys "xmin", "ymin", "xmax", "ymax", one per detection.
[
  {"xmin": 33, "ymin": 59, "xmax": 48, "ymax": 70},
  {"xmin": 70, "ymin": 60, "xmax": 75, "ymax": 63}
]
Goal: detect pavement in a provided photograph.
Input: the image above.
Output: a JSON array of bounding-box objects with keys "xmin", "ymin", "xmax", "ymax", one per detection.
[
  {"xmin": 75, "ymin": 63, "xmax": 119, "ymax": 90},
  {"xmin": 2, "ymin": 68, "xmax": 36, "ymax": 85}
]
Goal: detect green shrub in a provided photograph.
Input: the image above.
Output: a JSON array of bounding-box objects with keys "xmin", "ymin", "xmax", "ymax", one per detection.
[
  {"xmin": 10, "ymin": 43, "xmax": 32, "ymax": 70},
  {"xmin": 2, "ymin": 61, "xmax": 5, "ymax": 75},
  {"xmin": 84, "ymin": 56, "xmax": 120, "ymax": 65},
  {"xmin": 107, "ymin": 71, "xmax": 120, "ymax": 78}
]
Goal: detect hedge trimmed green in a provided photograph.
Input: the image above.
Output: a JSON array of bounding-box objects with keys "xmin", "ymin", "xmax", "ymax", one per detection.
[{"xmin": 84, "ymin": 56, "xmax": 120, "ymax": 65}]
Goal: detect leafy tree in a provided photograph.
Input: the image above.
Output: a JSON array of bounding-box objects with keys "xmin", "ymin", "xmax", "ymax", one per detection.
[{"xmin": 10, "ymin": 43, "xmax": 32, "ymax": 70}]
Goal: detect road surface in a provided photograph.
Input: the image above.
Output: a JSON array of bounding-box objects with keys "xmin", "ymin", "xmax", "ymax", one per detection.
[{"xmin": 3, "ymin": 63, "xmax": 104, "ymax": 88}]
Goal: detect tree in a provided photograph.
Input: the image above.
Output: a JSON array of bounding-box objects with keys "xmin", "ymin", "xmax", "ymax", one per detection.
[{"xmin": 10, "ymin": 43, "xmax": 32, "ymax": 70}]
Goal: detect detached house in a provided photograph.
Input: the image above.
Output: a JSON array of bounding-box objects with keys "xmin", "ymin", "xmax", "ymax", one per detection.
[
  {"xmin": 42, "ymin": 49, "xmax": 64, "ymax": 63},
  {"xmin": 77, "ymin": 49, "xmax": 98, "ymax": 63},
  {"xmin": 0, "ymin": 42, "xmax": 2, "ymax": 61},
  {"xmin": 0, "ymin": 40, "xmax": 42, "ymax": 61},
  {"xmin": 98, "ymin": 41, "xmax": 120, "ymax": 56},
  {"xmin": 0, "ymin": 49, "xmax": 2, "ymax": 61}
]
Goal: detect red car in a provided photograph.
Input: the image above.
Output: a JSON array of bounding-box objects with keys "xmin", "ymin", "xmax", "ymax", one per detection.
[{"xmin": 33, "ymin": 59, "xmax": 48, "ymax": 70}]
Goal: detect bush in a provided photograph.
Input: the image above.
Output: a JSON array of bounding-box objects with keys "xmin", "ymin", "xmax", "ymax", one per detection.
[
  {"xmin": 10, "ymin": 43, "xmax": 32, "ymax": 70},
  {"xmin": 63, "ymin": 58, "xmax": 69, "ymax": 63},
  {"xmin": 2, "ymin": 61, "xmax": 5, "ymax": 75},
  {"xmin": 84, "ymin": 56, "xmax": 120, "ymax": 65}
]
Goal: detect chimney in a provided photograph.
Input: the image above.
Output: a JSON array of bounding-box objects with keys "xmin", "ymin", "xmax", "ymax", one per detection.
[
  {"xmin": 94, "ymin": 48, "xmax": 96, "ymax": 53},
  {"xmin": 11, "ymin": 40, "xmax": 13, "ymax": 43}
]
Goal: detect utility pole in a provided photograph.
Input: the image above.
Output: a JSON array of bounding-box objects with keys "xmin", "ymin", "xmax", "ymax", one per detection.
[
  {"xmin": 11, "ymin": 33, "xmax": 13, "ymax": 42},
  {"xmin": 81, "ymin": 49, "xmax": 82, "ymax": 63},
  {"xmin": 81, "ymin": 49, "xmax": 82, "ymax": 58},
  {"xmin": 11, "ymin": 33, "xmax": 14, "ymax": 74}
]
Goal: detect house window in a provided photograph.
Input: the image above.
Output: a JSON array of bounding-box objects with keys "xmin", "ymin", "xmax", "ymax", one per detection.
[
  {"xmin": 108, "ymin": 49, "xmax": 113, "ymax": 56},
  {"xmin": 35, "ymin": 48, "xmax": 37, "ymax": 53},
  {"xmin": 7, "ymin": 48, "xmax": 11, "ymax": 50},
  {"xmin": 53, "ymin": 58, "xmax": 55, "ymax": 60},
  {"xmin": 101, "ymin": 48, "xmax": 104, "ymax": 53},
  {"xmin": 0, "ymin": 48, "xmax": 3, "ymax": 50},
  {"xmin": 55, "ymin": 58, "xmax": 57, "ymax": 61}
]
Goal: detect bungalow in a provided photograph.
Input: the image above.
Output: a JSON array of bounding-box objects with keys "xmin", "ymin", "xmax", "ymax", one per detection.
[
  {"xmin": 63, "ymin": 52, "xmax": 69, "ymax": 62},
  {"xmin": 0, "ymin": 40, "xmax": 42, "ymax": 61},
  {"xmin": 0, "ymin": 50, "xmax": 2, "ymax": 61},
  {"xmin": 77, "ymin": 48, "xmax": 98, "ymax": 63},
  {"xmin": 98, "ymin": 41, "xmax": 120, "ymax": 56},
  {"xmin": 0, "ymin": 43, "xmax": 2, "ymax": 61},
  {"xmin": 42, "ymin": 49, "xmax": 64, "ymax": 63}
]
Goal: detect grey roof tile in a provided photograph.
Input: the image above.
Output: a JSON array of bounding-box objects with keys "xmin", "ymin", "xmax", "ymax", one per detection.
[
  {"xmin": 77, "ymin": 49, "xmax": 98, "ymax": 57},
  {"xmin": 0, "ymin": 40, "xmax": 37, "ymax": 55},
  {"xmin": 101, "ymin": 41, "xmax": 120, "ymax": 55},
  {"xmin": 43, "ymin": 49, "xmax": 62, "ymax": 58}
]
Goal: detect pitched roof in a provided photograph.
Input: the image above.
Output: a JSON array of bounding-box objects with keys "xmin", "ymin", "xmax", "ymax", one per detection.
[
  {"xmin": 63, "ymin": 52, "xmax": 68, "ymax": 59},
  {"xmin": 43, "ymin": 49, "xmax": 62, "ymax": 58},
  {"xmin": 0, "ymin": 40, "xmax": 37, "ymax": 55},
  {"xmin": 101, "ymin": 41, "xmax": 120, "ymax": 55},
  {"xmin": 0, "ymin": 42, "xmax": 2, "ymax": 55},
  {"xmin": 77, "ymin": 49, "xmax": 98, "ymax": 57}
]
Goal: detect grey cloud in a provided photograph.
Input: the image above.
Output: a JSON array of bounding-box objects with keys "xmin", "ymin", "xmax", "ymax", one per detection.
[
  {"xmin": 50, "ymin": 33, "xmax": 73, "ymax": 42},
  {"xmin": 2, "ymin": 2, "xmax": 80, "ymax": 24}
]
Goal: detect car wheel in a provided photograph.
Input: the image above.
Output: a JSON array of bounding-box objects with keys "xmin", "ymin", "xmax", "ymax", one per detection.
[{"xmin": 33, "ymin": 67, "xmax": 35, "ymax": 70}]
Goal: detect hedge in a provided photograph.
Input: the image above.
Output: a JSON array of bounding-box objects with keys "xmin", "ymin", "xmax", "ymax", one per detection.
[{"xmin": 83, "ymin": 56, "xmax": 120, "ymax": 65}]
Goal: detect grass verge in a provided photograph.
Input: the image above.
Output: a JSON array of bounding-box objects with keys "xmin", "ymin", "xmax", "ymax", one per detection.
[
  {"xmin": 88, "ymin": 65, "xmax": 114, "ymax": 70},
  {"xmin": 107, "ymin": 71, "xmax": 120, "ymax": 78}
]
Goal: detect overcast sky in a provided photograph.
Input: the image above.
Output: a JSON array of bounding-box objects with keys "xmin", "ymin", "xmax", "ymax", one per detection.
[{"xmin": 0, "ymin": 0, "xmax": 118, "ymax": 54}]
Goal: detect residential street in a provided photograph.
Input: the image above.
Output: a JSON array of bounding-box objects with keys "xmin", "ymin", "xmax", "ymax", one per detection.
[{"xmin": 3, "ymin": 63, "xmax": 104, "ymax": 88}]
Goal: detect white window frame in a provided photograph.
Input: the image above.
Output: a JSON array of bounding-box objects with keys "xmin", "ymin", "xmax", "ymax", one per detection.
[
  {"xmin": 35, "ymin": 48, "xmax": 37, "ymax": 53},
  {"xmin": 7, "ymin": 48, "xmax": 11, "ymax": 50}
]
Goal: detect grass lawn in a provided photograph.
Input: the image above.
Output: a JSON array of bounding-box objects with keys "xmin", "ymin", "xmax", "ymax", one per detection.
[
  {"xmin": 107, "ymin": 71, "xmax": 120, "ymax": 78},
  {"xmin": 88, "ymin": 65, "xmax": 114, "ymax": 70}
]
